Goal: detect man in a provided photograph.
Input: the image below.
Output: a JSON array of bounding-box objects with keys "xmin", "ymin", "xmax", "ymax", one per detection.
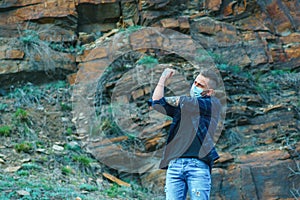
[{"xmin": 149, "ymin": 68, "xmax": 222, "ymax": 200}]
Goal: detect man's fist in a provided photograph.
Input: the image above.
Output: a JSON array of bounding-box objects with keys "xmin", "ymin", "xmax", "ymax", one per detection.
[{"xmin": 161, "ymin": 68, "xmax": 175, "ymax": 79}]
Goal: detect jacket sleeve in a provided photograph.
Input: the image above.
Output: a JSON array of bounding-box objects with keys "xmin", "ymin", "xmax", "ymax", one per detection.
[
  {"xmin": 148, "ymin": 97, "xmax": 179, "ymax": 118},
  {"xmin": 178, "ymin": 96, "xmax": 210, "ymax": 115},
  {"xmin": 179, "ymin": 96, "xmax": 221, "ymax": 118}
]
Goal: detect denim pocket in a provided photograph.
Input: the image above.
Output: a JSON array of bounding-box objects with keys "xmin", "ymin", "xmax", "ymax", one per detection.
[{"xmin": 191, "ymin": 159, "xmax": 209, "ymax": 169}]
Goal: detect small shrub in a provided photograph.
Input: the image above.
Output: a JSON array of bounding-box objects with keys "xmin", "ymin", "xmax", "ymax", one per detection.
[
  {"xmin": 137, "ymin": 56, "xmax": 159, "ymax": 68},
  {"xmin": 120, "ymin": 25, "xmax": 143, "ymax": 33},
  {"xmin": 0, "ymin": 103, "xmax": 8, "ymax": 111},
  {"xmin": 17, "ymin": 170, "xmax": 30, "ymax": 176},
  {"xmin": 271, "ymin": 69, "xmax": 290, "ymax": 76},
  {"xmin": 15, "ymin": 108, "xmax": 28, "ymax": 122},
  {"xmin": 21, "ymin": 163, "xmax": 42, "ymax": 171},
  {"xmin": 72, "ymin": 155, "xmax": 93, "ymax": 167},
  {"xmin": 49, "ymin": 43, "xmax": 85, "ymax": 55},
  {"xmin": 45, "ymin": 80, "xmax": 66, "ymax": 90},
  {"xmin": 8, "ymin": 83, "xmax": 48, "ymax": 108},
  {"xmin": 208, "ymin": 51, "xmax": 225, "ymax": 64},
  {"xmin": 266, "ymin": 82, "xmax": 279, "ymax": 90},
  {"xmin": 18, "ymin": 27, "xmax": 57, "ymax": 72},
  {"xmin": 100, "ymin": 118, "xmax": 122, "ymax": 135},
  {"xmin": 62, "ymin": 166, "xmax": 74, "ymax": 175},
  {"xmin": 100, "ymin": 118, "xmax": 113, "ymax": 131},
  {"xmin": 255, "ymin": 83, "xmax": 264, "ymax": 93},
  {"xmin": 65, "ymin": 142, "xmax": 80, "ymax": 151},
  {"xmin": 217, "ymin": 63, "xmax": 240, "ymax": 73},
  {"xmin": 104, "ymin": 184, "xmax": 120, "ymax": 198},
  {"xmin": 14, "ymin": 142, "xmax": 33, "ymax": 153},
  {"xmin": 19, "ymin": 30, "xmax": 39, "ymax": 44},
  {"xmin": 60, "ymin": 102, "xmax": 72, "ymax": 111},
  {"xmin": 0, "ymin": 125, "xmax": 11, "ymax": 136},
  {"xmin": 65, "ymin": 127, "xmax": 73, "ymax": 135},
  {"xmin": 244, "ymin": 146, "xmax": 255, "ymax": 154},
  {"xmin": 79, "ymin": 183, "xmax": 98, "ymax": 192},
  {"xmin": 0, "ymin": 173, "xmax": 82, "ymax": 199},
  {"xmin": 35, "ymin": 140, "xmax": 45, "ymax": 149}
]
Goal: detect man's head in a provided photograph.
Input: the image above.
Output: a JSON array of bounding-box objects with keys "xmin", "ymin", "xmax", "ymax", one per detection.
[{"xmin": 190, "ymin": 69, "xmax": 219, "ymax": 97}]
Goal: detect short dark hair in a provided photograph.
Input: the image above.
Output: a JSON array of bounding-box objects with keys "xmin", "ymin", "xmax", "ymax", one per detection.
[{"xmin": 200, "ymin": 69, "xmax": 219, "ymax": 89}]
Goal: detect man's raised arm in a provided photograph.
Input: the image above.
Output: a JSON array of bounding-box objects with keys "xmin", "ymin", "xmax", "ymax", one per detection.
[{"xmin": 152, "ymin": 68, "xmax": 175, "ymax": 101}]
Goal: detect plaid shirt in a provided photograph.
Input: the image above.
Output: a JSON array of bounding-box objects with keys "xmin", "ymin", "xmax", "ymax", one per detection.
[{"xmin": 150, "ymin": 96, "xmax": 221, "ymax": 172}]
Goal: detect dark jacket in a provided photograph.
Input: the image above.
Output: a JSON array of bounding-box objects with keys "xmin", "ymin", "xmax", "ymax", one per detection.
[{"xmin": 149, "ymin": 95, "xmax": 221, "ymax": 172}]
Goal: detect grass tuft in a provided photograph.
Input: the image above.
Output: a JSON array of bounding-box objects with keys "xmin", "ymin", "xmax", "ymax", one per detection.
[
  {"xmin": 15, "ymin": 108, "xmax": 28, "ymax": 122},
  {"xmin": 0, "ymin": 125, "xmax": 11, "ymax": 136},
  {"xmin": 14, "ymin": 142, "xmax": 34, "ymax": 153},
  {"xmin": 79, "ymin": 183, "xmax": 98, "ymax": 192},
  {"xmin": 72, "ymin": 155, "xmax": 93, "ymax": 167}
]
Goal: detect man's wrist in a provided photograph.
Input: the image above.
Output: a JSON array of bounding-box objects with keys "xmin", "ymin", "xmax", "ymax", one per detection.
[{"xmin": 159, "ymin": 76, "xmax": 167, "ymax": 83}]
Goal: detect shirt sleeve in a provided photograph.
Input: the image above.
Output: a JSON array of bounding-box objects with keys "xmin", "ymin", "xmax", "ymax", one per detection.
[
  {"xmin": 148, "ymin": 97, "xmax": 179, "ymax": 118},
  {"xmin": 179, "ymin": 96, "xmax": 215, "ymax": 116}
]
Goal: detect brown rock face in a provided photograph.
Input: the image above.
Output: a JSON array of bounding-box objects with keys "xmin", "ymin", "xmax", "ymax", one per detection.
[
  {"xmin": 0, "ymin": 0, "xmax": 300, "ymax": 199},
  {"xmin": 77, "ymin": 1, "xmax": 120, "ymax": 32},
  {"xmin": 0, "ymin": 1, "xmax": 78, "ymax": 78},
  {"xmin": 0, "ymin": 0, "xmax": 77, "ymax": 39},
  {"xmin": 211, "ymin": 150, "xmax": 299, "ymax": 200},
  {"xmin": 205, "ymin": 0, "xmax": 222, "ymax": 12}
]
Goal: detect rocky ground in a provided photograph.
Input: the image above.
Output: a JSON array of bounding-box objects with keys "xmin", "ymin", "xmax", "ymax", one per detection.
[{"xmin": 0, "ymin": 77, "xmax": 160, "ymax": 200}]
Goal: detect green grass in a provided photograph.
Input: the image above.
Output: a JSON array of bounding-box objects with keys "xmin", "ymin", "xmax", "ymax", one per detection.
[
  {"xmin": 72, "ymin": 155, "xmax": 93, "ymax": 167},
  {"xmin": 65, "ymin": 127, "xmax": 73, "ymax": 135},
  {"xmin": 18, "ymin": 28, "xmax": 57, "ymax": 72},
  {"xmin": 120, "ymin": 25, "xmax": 143, "ymax": 33},
  {"xmin": 217, "ymin": 63, "xmax": 241, "ymax": 73},
  {"xmin": 62, "ymin": 166, "xmax": 74, "ymax": 175},
  {"xmin": 0, "ymin": 125, "xmax": 11, "ymax": 136},
  {"xmin": 137, "ymin": 56, "xmax": 159, "ymax": 65},
  {"xmin": 244, "ymin": 146, "xmax": 256, "ymax": 154},
  {"xmin": 21, "ymin": 163, "xmax": 42, "ymax": 171},
  {"xmin": 104, "ymin": 183, "xmax": 120, "ymax": 198},
  {"xmin": 17, "ymin": 170, "xmax": 30, "ymax": 176},
  {"xmin": 100, "ymin": 118, "xmax": 122, "ymax": 135},
  {"xmin": 65, "ymin": 142, "xmax": 81, "ymax": 151},
  {"xmin": 14, "ymin": 142, "xmax": 34, "ymax": 153},
  {"xmin": 60, "ymin": 102, "xmax": 72, "ymax": 111},
  {"xmin": 271, "ymin": 69, "xmax": 291, "ymax": 75},
  {"xmin": 45, "ymin": 80, "xmax": 67, "ymax": 90},
  {"xmin": 49, "ymin": 43, "xmax": 85, "ymax": 55},
  {"xmin": 15, "ymin": 108, "xmax": 28, "ymax": 122},
  {"xmin": 7, "ymin": 81, "xmax": 69, "ymax": 109},
  {"xmin": 79, "ymin": 183, "xmax": 98, "ymax": 192},
  {"xmin": 208, "ymin": 51, "xmax": 224, "ymax": 64},
  {"xmin": 0, "ymin": 103, "xmax": 8, "ymax": 111},
  {"xmin": 0, "ymin": 174, "xmax": 82, "ymax": 199},
  {"xmin": 19, "ymin": 30, "xmax": 39, "ymax": 44}
]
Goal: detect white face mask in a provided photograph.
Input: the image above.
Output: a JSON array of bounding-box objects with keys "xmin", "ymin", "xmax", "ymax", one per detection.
[{"xmin": 190, "ymin": 84, "xmax": 203, "ymax": 98}]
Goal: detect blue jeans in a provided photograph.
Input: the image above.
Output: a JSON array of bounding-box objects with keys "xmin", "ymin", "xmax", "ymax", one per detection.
[{"xmin": 165, "ymin": 158, "xmax": 211, "ymax": 200}]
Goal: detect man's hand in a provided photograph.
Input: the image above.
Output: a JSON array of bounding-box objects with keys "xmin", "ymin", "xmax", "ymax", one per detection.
[
  {"xmin": 161, "ymin": 68, "xmax": 175, "ymax": 80},
  {"xmin": 152, "ymin": 68, "xmax": 176, "ymax": 101}
]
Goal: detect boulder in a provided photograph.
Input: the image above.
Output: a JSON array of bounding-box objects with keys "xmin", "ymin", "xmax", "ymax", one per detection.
[
  {"xmin": 77, "ymin": 1, "xmax": 120, "ymax": 33},
  {"xmin": 0, "ymin": 0, "xmax": 77, "ymax": 40},
  {"xmin": 211, "ymin": 150, "xmax": 299, "ymax": 200}
]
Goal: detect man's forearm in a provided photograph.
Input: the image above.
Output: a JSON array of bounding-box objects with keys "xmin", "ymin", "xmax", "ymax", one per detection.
[
  {"xmin": 152, "ymin": 68, "xmax": 175, "ymax": 100},
  {"xmin": 152, "ymin": 77, "xmax": 166, "ymax": 100}
]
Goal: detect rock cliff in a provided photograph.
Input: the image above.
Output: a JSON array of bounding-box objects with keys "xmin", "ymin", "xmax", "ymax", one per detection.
[{"xmin": 0, "ymin": 0, "xmax": 299, "ymax": 199}]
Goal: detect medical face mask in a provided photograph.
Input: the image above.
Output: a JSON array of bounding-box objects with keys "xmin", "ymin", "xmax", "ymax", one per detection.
[{"xmin": 190, "ymin": 84, "xmax": 203, "ymax": 98}]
